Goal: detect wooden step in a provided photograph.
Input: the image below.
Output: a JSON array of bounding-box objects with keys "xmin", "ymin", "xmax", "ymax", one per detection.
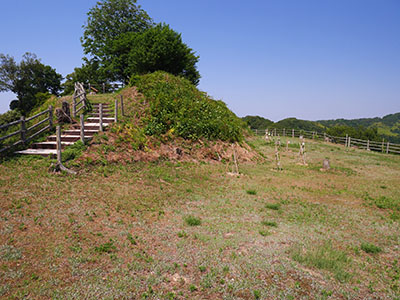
[
  {"xmin": 63, "ymin": 129, "xmax": 99, "ymax": 136},
  {"xmin": 31, "ymin": 141, "xmax": 75, "ymax": 150},
  {"xmin": 71, "ymin": 123, "xmax": 110, "ymax": 131},
  {"xmin": 87, "ymin": 117, "xmax": 115, "ymax": 123},
  {"xmin": 15, "ymin": 149, "xmax": 57, "ymax": 157},
  {"xmin": 47, "ymin": 135, "xmax": 81, "ymax": 142},
  {"xmin": 89, "ymin": 113, "xmax": 112, "ymax": 117}
]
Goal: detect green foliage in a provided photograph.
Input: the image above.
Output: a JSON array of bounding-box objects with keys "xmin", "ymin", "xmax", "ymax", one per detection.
[
  {"xmin": 0, "ymin": 110, "xmax": 21, "ymax": 128},
  {"xmin": 246, "ymin": 189, "xmax": 257, "ymax": 195},
  {"xmin": 361, "ymin": 243, "xmax": 382, "ymax": 254},
  {"xmin": 242, "ymin": 115, "xmax": 274, "ymax": 130},
  {"xmin": 107, "ymin": 23, "xmax": 200, "ymax": 85},
  {"xmin": 94, "ymin": 240, "xmax": 117, "ymax": 253},
  {"xmin": 81, "ymin": 0, "xmax": 153, "ymax": 61},
  {"xmin": 184, "ymin": 215, "xmax": 202, "ymax": 226},
  {"xmin": 265, "ymin": 203, "xmax": 280, "ymax": 210},
  {"xmin": 261, "ymin": 220, "xmax": 277, "ymax": 227},
  {"xmin": 62, "ymin": 141, "xmax": 86, "ymax": 163},
  {"xmin": 0, "ymin": 53, "xmax": 62, "ymax": 115},
  {"xmin": 131, "ymin": 72, "xmax": 244, "ymax": 142},
  {"xmin": 62, "ymin": 59, "xmax": 110, "ymax": 95},
  {"xmin": 326, "ymin": 125, "xmax": 380, "ymax": 142}
]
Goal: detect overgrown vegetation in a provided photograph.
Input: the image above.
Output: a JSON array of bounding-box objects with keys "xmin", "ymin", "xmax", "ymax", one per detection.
[{"xmin": 131, "ymin": 71, "xmax": 245, "ymax": 142}]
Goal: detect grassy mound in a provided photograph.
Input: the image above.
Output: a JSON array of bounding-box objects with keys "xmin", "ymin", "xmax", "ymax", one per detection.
[{"xmin": 130, "ymin": 71, "xmax": 245, "ymax": 142}]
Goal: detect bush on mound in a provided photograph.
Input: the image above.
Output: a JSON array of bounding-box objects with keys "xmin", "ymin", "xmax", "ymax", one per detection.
[{"xmin": 130, "ymin": 71, "xmax": 245, "ymax": 142}]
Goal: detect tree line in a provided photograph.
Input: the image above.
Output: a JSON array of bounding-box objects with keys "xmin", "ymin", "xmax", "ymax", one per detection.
[{"xmin": 243, "ymin": 115, "xmax": 399, "ymax": 143}]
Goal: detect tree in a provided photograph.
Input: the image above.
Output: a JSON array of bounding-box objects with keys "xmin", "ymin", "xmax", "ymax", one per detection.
[
  {"xmin": 0, "ymin": 53, "xmax": 62, "ymax": 115},
  {"xmin": 106, "ymin": 24, "xmax": 200, "ymax": 85},
  {"xmin": 62, "ymin": 59, "xmax": 110, "ymax": 95},
  {"xmin": 81, "ymin": 0, "xmax": 153, "ymax": 61}
]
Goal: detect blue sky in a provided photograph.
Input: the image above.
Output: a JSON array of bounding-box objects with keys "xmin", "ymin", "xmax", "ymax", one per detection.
[{"xmin": 0, "ymin": 0, "xmax": 399, "ymax": 121}]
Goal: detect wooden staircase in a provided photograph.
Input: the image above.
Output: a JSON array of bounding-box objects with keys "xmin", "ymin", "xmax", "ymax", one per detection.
[{"xmin": 16, "ymin": 103, "xmax": 114, "ymax": 157}]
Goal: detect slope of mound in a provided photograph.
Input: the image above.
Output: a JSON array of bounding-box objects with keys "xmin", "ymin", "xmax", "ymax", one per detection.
[
  {"xmin": 78, "ymin": 72, "xmax": 258, "ymax": 164},
  {"xmin": 130, "ymin": 71, "xmax": 245, "ymax": 142}
]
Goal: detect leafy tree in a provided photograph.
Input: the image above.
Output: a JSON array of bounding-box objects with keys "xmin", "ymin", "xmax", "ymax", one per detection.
[
  {"xmin": 62, "ymin": 59, "xmax": 110, "ymax": 95},
  {"xmin": 0, "ymin": 53, "xmax": 62, "ymax": 115},
  {"xmin": 81, "ymin": 0, "xmax": 153, "ymax": 61},
  {"xmin": 106, "ymin": 23, "xmax": 200, "ymax": 85}
]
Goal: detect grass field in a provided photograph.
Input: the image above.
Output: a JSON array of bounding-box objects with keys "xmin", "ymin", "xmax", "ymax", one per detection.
[{"xmin": 1, "ymin": 135, "xmax": 400, "ymax": 299}]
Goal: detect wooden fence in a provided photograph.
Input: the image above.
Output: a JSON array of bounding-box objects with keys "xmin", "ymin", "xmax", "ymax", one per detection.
[
  {"xmin": 87, "ymin": 82, "xmax": 124, "ymax": 94},
  {"xmin": 253, "ymin": 128, "xmax": 400, "ymax": 155},
  {"xmin": 72, "ymin": 82, "xmax": 87, "ymax": 118},
  {"xmin": 0, "ymin": 106, "xmax": 53, "ymax": 154}
]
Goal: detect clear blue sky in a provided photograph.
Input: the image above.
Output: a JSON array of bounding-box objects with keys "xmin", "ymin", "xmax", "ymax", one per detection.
[{"xmin": 0, "ymin": 0, "xmax": 399, "ymax": 121}]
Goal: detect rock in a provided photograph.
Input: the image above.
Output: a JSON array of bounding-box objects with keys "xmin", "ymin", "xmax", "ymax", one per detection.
[{"xmin": 322, "ymin": 158, "xmax": 330, "ymax": 171}]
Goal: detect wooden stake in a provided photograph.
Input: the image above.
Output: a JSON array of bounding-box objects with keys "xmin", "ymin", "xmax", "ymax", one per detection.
[
  {"xmin": 120, "ymin": 95, "xmax": 124, "ymax": 116},
  {"xmin": 20, "ymin": 116, "xmax": 26, "ymax": 145},
  {"xmin": 114, "ymin": 99, "xmax": 118, "ymax": 123},
  {"xmin": 48, "ymin": 105, "xmax": 53, "ymax": 129},
  {"xmin": 80, "ymin": 114, "xmax": 85, "ymax": 144},
  {"xmin": 99, "ymin": 104, "xmax": 103, "ymax": 132},
  {"xmin": 54, "ymin": 125, "xmax": 76, "ymax": 175}
]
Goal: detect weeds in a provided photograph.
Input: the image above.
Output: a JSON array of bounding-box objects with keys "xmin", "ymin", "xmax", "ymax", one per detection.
[
  {"xmin": 265, "ymin": 203, "xmax": 280, "ymax": 210},
  {"xmin": 361, "ymin": 243, "xmax": 382, "ymax": 254},
  {"xmin": 246, "ymin": 189, "xmax": 257, "ymax": 195},
  {"xmin": 261, "ymin": 220, "xmax": 277, "ymax": 227},
  {"xmin": 184, "ymin": 215, "xmax": 202, "ymax": 226},
  {"xmin": 290, "ymin": 241, "xmax": 351, "ymax": 282},
  {"xmin": 94, "ymin": 240, "xmax": 117, "ymax": 253}
]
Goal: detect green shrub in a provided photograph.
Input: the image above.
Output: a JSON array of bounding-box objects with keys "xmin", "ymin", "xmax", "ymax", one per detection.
[
  {"xmin": 184, "ymin": 215, "xmax": 201, "ymax": 226},
  {"xmin": 246, "ymin": 189, "xmax": 257, "ymax": 195},
  {"xmin": 130, "ymin": 71, "xmax": 245, "ymax": 142},
  {"xmin": 361, "ymin": 243, "xmax": 382, "ymax": 254},
  {"xmin": 261, "ymin": 220, "xmax": 277, "ymax": 227},
  {"xmin": 265, "ymin": 203, "xmax": 280, "ymax": 210}
]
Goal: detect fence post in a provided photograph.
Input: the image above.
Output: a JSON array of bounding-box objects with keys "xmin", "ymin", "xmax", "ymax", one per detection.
[
  {"xmin": 80, "ymin": 114, "xmax": 85, "ymax": 144},
  {"xmin": 387, "ymin": 142, "xmax": 390, "ymax": 154},
  {"xmin": 114, "ymin": 99, "xmax": 118, "ymax": 123},
  {"xmin": 292, "ymin": 129, "xmax": 294, "ymax": 138},
  {"xmin": 72, "ymin": 94, "xmax": 76, "ymax": 118},
  {"xmin": 382, "ymin": 139, "xmax": 384, "ymax": 153},
  {"xmin": 348, "ymin": 136, "xmax": 351, "ymax": 148},
  {"xmin": 99, "ymin": 104, "xmax": 103, "ymax": 132},
  {"xmin": 283, "ymin": 128, "xmax": 286, "ymax": 136},
  {"xmin": 255, "ymin": 129, "xmax": 258, "ymax": 135},
  {"xmin": 345, "ymin": 134, "xmax": 348, "ymax": 147},
  {"xmin": 56, "ymin": 125, "xmax": 62, "ymax": 163},
  {"xmin": 48, "ymin": 105, "xmax": 53, "ymax": 129},
  {"xmin": 20, "ymin": 116, "xmax": 26, "ymax": 145},
  {"xmin": 367, "ymin": 140, "xmax": 370, "ymax": 151},
  {"xmin": 120, "ymin": 95, "xmax": 124, "ymax": 116}
]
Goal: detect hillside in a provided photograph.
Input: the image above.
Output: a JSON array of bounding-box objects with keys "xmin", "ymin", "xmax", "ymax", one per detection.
[
  {"xmin": 243, "ymin": 113, "xmax": 400, "ymax": 143},
  {"xmin": 1, "ymin": 133, "xmax": 400, "ymax": 298}
]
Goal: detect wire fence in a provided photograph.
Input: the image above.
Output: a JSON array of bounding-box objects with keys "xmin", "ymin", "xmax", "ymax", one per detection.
[{"xmin": 252, "ymin": 128, "xmax": 400, "ymax": 155}]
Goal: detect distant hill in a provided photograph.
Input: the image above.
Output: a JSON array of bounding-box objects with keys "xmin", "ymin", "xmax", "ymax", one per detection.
[{"xmin": 242, "ymin": 113, "xmax": 400, "ymax": 143}]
